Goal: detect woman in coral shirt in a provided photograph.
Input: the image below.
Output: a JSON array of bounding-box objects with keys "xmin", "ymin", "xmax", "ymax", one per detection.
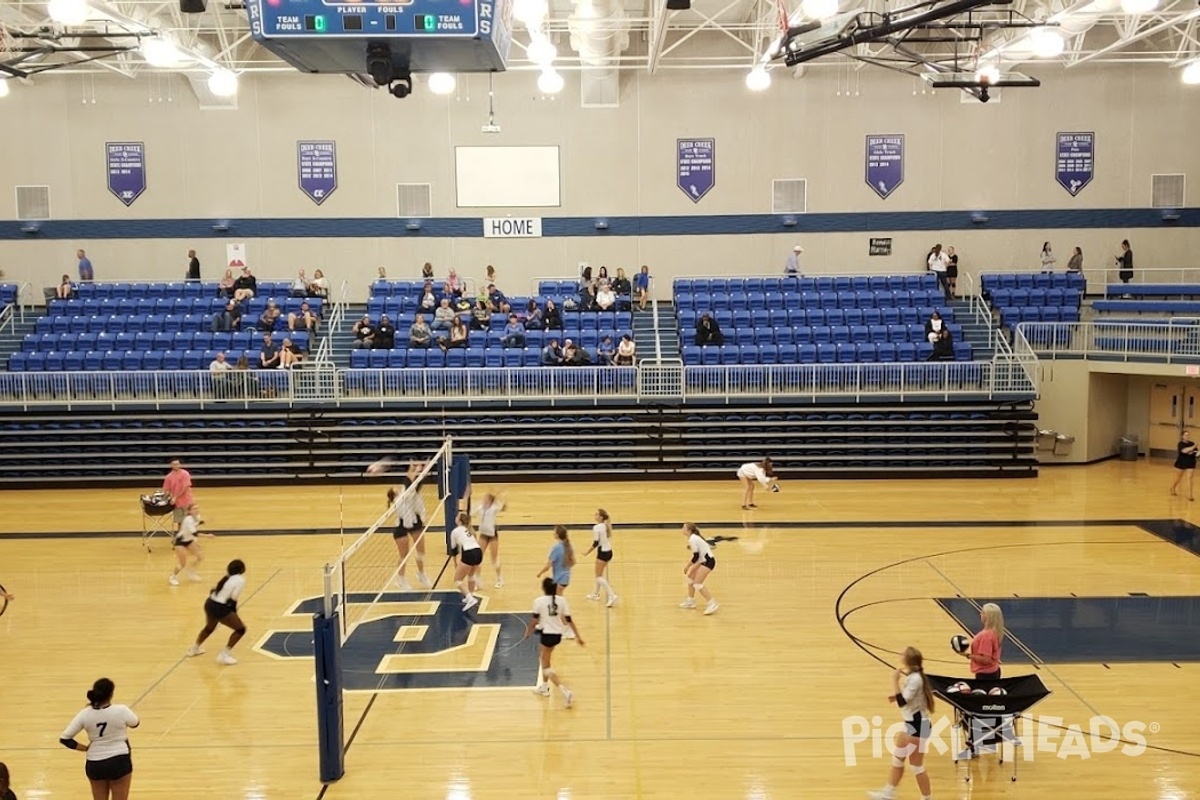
[{"xmin": 964, "ymin": 603, "xmax": 1004, "ymax": 679}]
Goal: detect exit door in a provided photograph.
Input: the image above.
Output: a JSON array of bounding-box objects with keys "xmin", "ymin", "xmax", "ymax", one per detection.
[{"xmin": 1149, "ymin": 383, "xmax": 1200, "ymax": 457}]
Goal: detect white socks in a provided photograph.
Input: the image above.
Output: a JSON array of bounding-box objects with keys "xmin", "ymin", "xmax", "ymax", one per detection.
[{"xmin": 596, "ymin": 576, "xmax": 614, "ymax": 599}]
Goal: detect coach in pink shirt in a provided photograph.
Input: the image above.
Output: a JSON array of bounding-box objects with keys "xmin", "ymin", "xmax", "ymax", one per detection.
[{"xmin": 162, "ymin": 459, "xmax": 195, "ymax": 531}]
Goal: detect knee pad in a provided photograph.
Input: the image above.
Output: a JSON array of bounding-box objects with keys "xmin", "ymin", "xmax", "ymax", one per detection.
[
  {"xmin": 693, "ymin": 583, "xmax": 705, "ymax": 592},
  {"xmin": 910, "ymin": 764, "xmax": 925, "ymax": 776},
  {"xmin": 891, "ymin": 755, "xmax": 905, "ymax": 768},
  {"xmin": 542, "ymin": 668, "xmax": 556, "ymax": 679},
  {"xmin": 455, "ymin": 580, "xmax": 466, "ymax": 590},
  {"xmin": 686, "ymin": 578, "xmax": 695, "ymax": 586}
]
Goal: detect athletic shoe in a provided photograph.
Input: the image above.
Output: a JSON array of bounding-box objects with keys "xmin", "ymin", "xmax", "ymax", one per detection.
[
  {"xmin": 679, "ymin": 600, "xmax": 696, "ymax": 609},
  {"xmin": 606, "ymin": 595, "xmax": 618, "ymax": 608},
  {"xmin": 563, "ymin": 629, "xmax": 576, "ymax": 639},
  {"xmin": 561, "ymin": 687, "xmax": 574, "ymax": 708},
  {"xmin": 415, "ymin": 572, "xmax": 432, "ymax": 588},
  {"xmin": 532, "ymin": 684, "xmax": 551, "ymax": 697},
  {"xmin": 585, "ymin": 593, "xmax": 601, "ymax": 601},
  {"xmin": 185, "ymin": 569, "xmax": 201, "ymax": 582},
  {"xmin": 395, "ymin": 576, "xmax": 412, "ymax": 591},
  {"xmin": 494, "ymin": 579, "xmax": 504, "ymax": 589},
  {"xmin": 168, "ymin": 575, "xmax": 180, "ymax": 586},
  {"xmin": 216, "ymin": 651, "xmax": 238, "ymax": 666},
  {"xmin": 867, "ymin": 788, "xmax": 896, "ymax": 800},
  {"xmin": 185, "ymin": 644, "xmax": 204, "ymax": 657},
  {"xmin": 462, "ymin": 596, "xmax": 480, "ymax": 612},
  {"xmin": 703, "ymin": 601, "xmax": 720, "ymax": 616}
]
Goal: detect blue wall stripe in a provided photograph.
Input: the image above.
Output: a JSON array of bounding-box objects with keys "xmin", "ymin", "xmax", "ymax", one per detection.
[{"xmin": 3, "ymin": 208, "xmax": 1197, "ymax": 241}]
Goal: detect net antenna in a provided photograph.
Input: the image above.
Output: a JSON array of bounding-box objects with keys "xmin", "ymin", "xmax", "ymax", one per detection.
[{"xmin": 324, "ymin": 436, "xmax": 454, "ymax": 642}]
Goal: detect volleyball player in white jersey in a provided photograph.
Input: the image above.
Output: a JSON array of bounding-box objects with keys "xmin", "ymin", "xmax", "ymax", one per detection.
[
  {"xmin": 736, "ymin": 457, "xmax": 779, "ymax": 510},
  {"xmin": 474, "ymin": 492, "xmax": 506, "ymax": 589},
  {"xmin": 523, "ymin": 576, "xmax": 585, "ymax": 708},
  {"xmin": 680, "ymin": 522, "xmax": 719, "ymax": 615},
  {"xmin": 388, "ymin": 476, "xmax": 431, "ymax": 591},
  {"xmin": 583, "ymin": 508, "xmax": 617, "ymax": 607},
  {"xmin": 186, "ymin": 559, "xmax": 247, "ymax": 665},
  {"xmin": 867, "ymin": 646, "xmax": 935, "ymax": 800},
  {"xmin": 168, "ymin": 503, "xmax": 213, "ymax": 586},
  {"xmin": 450, "ymin": 511, "xmax": 484, "ymax": 611},
  {"xmin": 59, "ymin": 677, "xmax": 139, "ymax": 800}
]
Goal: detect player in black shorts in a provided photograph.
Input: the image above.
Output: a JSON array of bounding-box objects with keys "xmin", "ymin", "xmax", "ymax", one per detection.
[
  {"xmin": 1171, "ymin": 430, "xmax": 1198, "ymax": 500},
  {"xmin": 187, "ymin": 559, "xmax": 248, "ymax": 665}
]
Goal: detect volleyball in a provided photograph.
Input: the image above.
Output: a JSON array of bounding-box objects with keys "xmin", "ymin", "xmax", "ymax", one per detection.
[
  {"xmin": 950, "ymin": 634, "xmax": 970, "ymax": 654},
  {"xmin": 770, "ymin": 484, "xmax": 781, "ymax": 493},
  {"xmin": 988, "ymin": 687, "xmax": 1008, "ymax": 696}
]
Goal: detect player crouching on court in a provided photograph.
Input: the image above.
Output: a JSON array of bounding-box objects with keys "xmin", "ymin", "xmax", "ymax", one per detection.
[{"xmin": 737, "ymin": 457, "xmax": 780, "ymax": 510}]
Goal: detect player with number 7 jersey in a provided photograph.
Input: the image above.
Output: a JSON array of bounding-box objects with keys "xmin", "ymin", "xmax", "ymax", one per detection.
[{"xmin": 59, "ymin": 677, "xmax": 139, "ymax": 798}]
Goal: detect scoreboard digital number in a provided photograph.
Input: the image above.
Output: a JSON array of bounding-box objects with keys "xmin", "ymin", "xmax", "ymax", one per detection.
[{"xmin": 250, "ymin": 0, "xmax": 481, "ymax": 38}]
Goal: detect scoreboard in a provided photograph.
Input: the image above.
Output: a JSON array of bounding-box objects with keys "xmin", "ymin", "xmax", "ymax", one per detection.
[{"xmin": 247, "ymin": 0, "xmax": 513, "ymax": 74}]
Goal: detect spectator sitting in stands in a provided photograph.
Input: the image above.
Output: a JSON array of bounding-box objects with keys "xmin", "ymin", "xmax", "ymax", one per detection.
[
  {"xmin": 541, "ymin": 338, "xmax": 564, "ymax": 365},
  {"xmin": 257, "ymin": 302, "xmax": 282, "ymax": 333},
  {"xmin": 596, "ymin": 282, "xmax": 616, "ymax": 311},
  {"xmin": 597, "ymin": 336, "xmax": 615, "ymax": 366},
  {"xmin": 260, "ymin": 334, "xmax": 280, "ymax": 369},
  {"xmin": 233, "ymin": 267, "xmax": 257, "ymax": 302},
  {"xmin": 279, "ymin": 338, "xmax": 305, "ymax": 368},
  {"xmin": 486, "ymin": 283, "xmax": 509, "ymax": 314},
  {"xmin": 420, "ymin": 281, "xmax": 438, "ymax": 312},
  {"xmin": 209, "ymin": 351, "xmax": 232, "ymax": 373},
  {"xmin": 289, "ymin": 269, "xmax": 308, "ymax": 298},
  {"xmin": 695, "ymin": 313, "xmax": 725, "ymax": 346},
  {"xmin": 580, "ymin": 266, "xmax": 593, "ymax": 289},
  {"xmin": 926, "ymin": 328, "xmax": 954, "ymax": 361},
  {"xmin": 544, "ymin": 299, "xmax": 563, "ymax": 330},
  {"xmin": 438, "ymin": 316, "xmax": 469, "ymax": 351},
  {"xmin": 580, "ymin": 282, "xmax": 598, "ymax": 311},
  {"xmin": 217, "ymin": 268, "xmax": 235, "ymax": 299},
  {"xmin": 57, "ymin": 274, "xmax": 76, "ymax": 300},
  {"xmin": 597, "ymin": 266, "xmax": 609, "ymax": 284},
  {"xmin": 288, "ymin": 301, "xmax": 319, "ymax": 333},
  {"xmin": 422, "ymin": 261, "xmax": 434, "ymax": 280},
  {"xmin": 432, "ymin": 298, "xmax": 456, "ymax": 330},
  {"xmin": 563, "ymin": 339, "xmax": 592, "ymax": 366},
  {"xmin": 352, "ymin": 315, "xmax": 376, "ymax": 349},
  {"xmin": 409, "ymin": 314, "xmax": 432, "ymax": 348},
  {"xmin": 635, "ymin": 265, "xmax": 652, "ymax": 310},
  {"xmin": 613, "ymin": 268, "xmax": 631, "ymax": 296},
  {"xmin": 375, "ymin": 314, "xmax": 397, "ymax": 349},
  {"xmin": 615, "ymin": 334, "xmax": 636, "ymax": 366},
  {"xmin": 924, "ymin": 310, "xmax": 945, "ymax": 339},
  {"xmin": 308, "ymin": 269, "xmax": 330, "ymax": 298},
  {"xmin": 471, "ymin": 300, "xmax": 492, "ymax": 331},
  {"xmin": 502, "ymin": 314, "xmax": 526, "ymax": 348},
  {"xmin": 444, "ymin": 268, "xmax": 462, "ymax": 298},
  {"xmin": 524, "ymin": 299, "xmax": 544, "ymax": 330},
  {"xmin": 212, "ymin": 299, "xmax": 242, "ymax": 333}
]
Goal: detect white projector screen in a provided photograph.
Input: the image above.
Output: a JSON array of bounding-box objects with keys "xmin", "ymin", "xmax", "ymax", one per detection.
[{"xmin": 455, "ymin": 146, "xmax": 561, "ymax": 208}]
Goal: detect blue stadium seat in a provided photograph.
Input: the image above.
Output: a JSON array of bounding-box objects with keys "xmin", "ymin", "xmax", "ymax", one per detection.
[
  {"xmin": 8, "ymin": 352, "xmax": 29, "ymax": 372},
  {"xmin": 836, "ymin": 343, "xmax": 856, "ymax": 363},
  {"xmin": 121, "ymin": 351, "xmax": 142, "ymax": 370},
  {"xmin": 812, "ymin": 326, "xmax": 832, "ymax": 344},
  {"xmin": 897, "ymin": 342, "xmax": 917, "ymax": 361},
  {"xmin": 759, "ymin": 344, "xmax": 779, "ymax": 364},
  {"xmin": 850, "ymin": 325, "xmax": 870, "ymax": 344},
  {"xmin": 100, "ymin": 351, "xmax": 122, "ymax": 371},
  {"xmin": 142, "ymin": 351, "xmax": 163, "ymax": 370},
  {"xmin": 63, "ymin": 352, "xmax": 83, "ymax": 371},
  {"xmin": 162, "ymin": 350, "xmax": 183, "ymax": 370},
  {"xmin": 181, "ymin": 350, "xmax": 202, "ymax": 370},
  {"xmin": 682, "ymin": 345, "xmax": 701, "ymax": 365},
  {"xmin": 817, "ymin": 344, "xmax": 836, "ymax": 363},
  {"xmin": 877, "ymin": 343, "xmax": 897, "ymax": 362}
]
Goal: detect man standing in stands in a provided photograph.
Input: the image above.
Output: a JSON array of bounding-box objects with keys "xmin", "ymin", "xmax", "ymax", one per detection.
[
  {"xmin": 186, "ymin": 249, "xmax": 201, "ymax": 281},
  {"xmin": 76, "ymin": 249, "xmax": 94, "ymax": 282},
  {"xmin": 785, "ymin": 245, "xmax": 803, "ymax": 277}
]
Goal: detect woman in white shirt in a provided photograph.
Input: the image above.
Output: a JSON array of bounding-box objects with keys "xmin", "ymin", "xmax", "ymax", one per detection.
[
  {"xmin": 388, "ymin": 467, "xmax": 431, "ymax": 592},
  {"xmin": 736, "ymin": 458, "xmax": 779, "ymax": 510},
  {"xmin": 186, "ymin": 559, "xmax": 248, "ymax": 665},
  {"xmin": 523, "ymin": 577, "xmax": 585, "ymax": 707},
  {"xmin": 680, "ymin": 522, "xmax": 719, "ymax": 615},
  {"xmin": 59, "ymin": 677, "xmax": 139, "ymax": 799},
  {"xmin": 474, "ymin": 492, "xmax": 507, "ymax": 589},
  {"xmin": 450, "ymin": 512, "xmax": 484, "ymax": 611},
  {"xmin": 867, "ymin": 647, "xmax": 936, "ymax": 800},
  {"xmin": 615, "ymin": 335, "xmax": 636, "ymax": 366},
  {"xmin": 169, "ymin": 503, "xmax": 214, "ymax": 586},
  {"xmin": 583, "ymin": 508, "xmax": 617, "ymax": 607},
  {"xmin": 927, "ymin": 243, "xmax": 949, "ymax": 301},
  {"xmin": 308, "ymin": 269, "xmax": 330, "ymax": 298},
  {"xmin": 1040, "ymin": 241, "xmax": 1056, "ymax": 271}
]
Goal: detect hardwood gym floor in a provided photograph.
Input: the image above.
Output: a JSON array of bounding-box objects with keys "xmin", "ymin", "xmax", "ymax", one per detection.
[{"xmin": 1, "ymin": 461, "xmax": 1198, "ymax": 799}]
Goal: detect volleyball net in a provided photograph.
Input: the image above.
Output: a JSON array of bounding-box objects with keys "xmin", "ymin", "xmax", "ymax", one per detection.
[{"xmin": 323, "ymin": 436, "xmax": 457, "ymax": 642}]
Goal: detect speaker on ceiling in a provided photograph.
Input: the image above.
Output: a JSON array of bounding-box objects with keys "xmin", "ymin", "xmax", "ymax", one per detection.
[
  {"xmin": 180, "ymin": 0, "xmax": 208, "ymax": 13},
  {"xmin": 666, "ymin": 0, "xmax": 691, "ymax": 9}
]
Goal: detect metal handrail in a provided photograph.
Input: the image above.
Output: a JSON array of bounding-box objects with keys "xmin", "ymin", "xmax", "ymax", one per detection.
[
  {"xmin": 1017, "ymin": 320, "xmax": 1200, "ymax": 363},
  {"xmin": 314, "ymin": 280, "xmax": 349, "ymax": 365}
]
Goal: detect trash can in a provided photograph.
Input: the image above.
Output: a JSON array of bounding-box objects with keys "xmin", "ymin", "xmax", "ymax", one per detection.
[
  {"xmin": 1053, "ymin": 434, "xmax": 1076, "ymax": 456},
  {"xmin": 1037, "ymin": 429, "xmax": 1058, "ymax": 451},
  {"xmin": 1118, "ymin": 435, "xmax": 1139, "ymax": 461}
]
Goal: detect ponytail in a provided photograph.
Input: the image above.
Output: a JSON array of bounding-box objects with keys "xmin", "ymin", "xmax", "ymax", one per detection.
[
  {"xmin": 542, "ymin": 576, "xmax": 558, "ymax": 616},
  {"xmin": 597, "ymin": 509, "xmax": 612, "ymax": 542},
  {"xmin": 86, "ymin": 677, "xmax": 115, "ymax": 709},
  {"xmin": 213, "ymin": 559, "xmax": 246, "ymax": 595},
  {"xmin": 555, "ymin": 525, "xmax": 576, "ymax": 568},
  {"xmin": 902, "ymin": 647, "xmax": 935, "ymax": 713}
]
